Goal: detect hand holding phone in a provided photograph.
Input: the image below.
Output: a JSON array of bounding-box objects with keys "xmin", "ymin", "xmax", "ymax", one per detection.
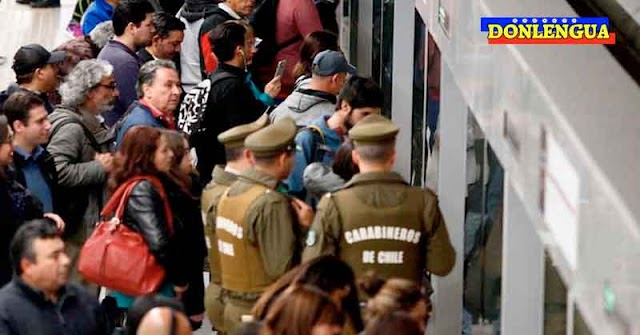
[{"xmin": 275, "ymin": 60, "xmax": 287, "ymax": 77}]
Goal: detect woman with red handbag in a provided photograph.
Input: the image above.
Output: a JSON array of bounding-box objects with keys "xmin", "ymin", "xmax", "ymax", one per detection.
[{"xmin": 102, "ymin": 126, "xmax": 188, "ymax": 309}]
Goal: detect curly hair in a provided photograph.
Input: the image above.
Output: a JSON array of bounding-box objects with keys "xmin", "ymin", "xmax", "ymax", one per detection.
[{"xmin": 59, "ymin": 59, "xmax": 113, "ymax": 109}]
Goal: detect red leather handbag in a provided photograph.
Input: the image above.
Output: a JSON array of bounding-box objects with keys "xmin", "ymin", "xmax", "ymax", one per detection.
[{"xmin": 78, "ymin": 175, "xmax": 174, "ymax": 296}]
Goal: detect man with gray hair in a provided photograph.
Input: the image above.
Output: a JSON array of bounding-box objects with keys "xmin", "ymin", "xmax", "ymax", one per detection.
[
  {"xmin": 47, "ymin": 59, "xmax": 118, "ymax": 288},
  {"xmin": 114, "ymin": 59, "xmax": 182, "ymax": 146}
]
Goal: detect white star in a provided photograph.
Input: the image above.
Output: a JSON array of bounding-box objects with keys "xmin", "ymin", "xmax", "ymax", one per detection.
[
  {"xmin": 552, "ymin": 18, "xmax": 557, "ymax": 23},
  {"xmin": 572, "ymin": 18, "xmax": 577, "ymax": 23},
  {"xmin": 562, "ymin": 18, "xmax": 567, "ymax": 23},
  {"xmin": 532, "ymin": 18, "xmax": 538, "ymax": 23},
  {"xmin": 512, "ymin": 18, "xmax": 518, "ymax": 23},
  {"xmin": 542, "ymin": 18, "xmax": 548, "ymax": 23},
  {"xmin": 523, "ymin": 18, "xmax": 528, "ymax": 23}
]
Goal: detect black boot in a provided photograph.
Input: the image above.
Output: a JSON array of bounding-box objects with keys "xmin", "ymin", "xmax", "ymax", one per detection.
[{"xmin": 30, "ymin": 0, "xmax": 60, "ymax": 8}]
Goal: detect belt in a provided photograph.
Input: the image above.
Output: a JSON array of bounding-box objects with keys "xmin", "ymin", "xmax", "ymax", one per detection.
[{"xmin": 222, "ymin": 288, "xmax": 262, "ymax": 302}]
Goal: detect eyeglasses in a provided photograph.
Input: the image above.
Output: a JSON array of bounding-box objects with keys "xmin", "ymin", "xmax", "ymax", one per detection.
[{"xmin": 97, "ymin": 82, "xmax": 117, "ymax": 90}]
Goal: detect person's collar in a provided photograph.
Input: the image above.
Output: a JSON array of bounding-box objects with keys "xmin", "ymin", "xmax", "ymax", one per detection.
[
  {"xmin": 297, "ymin": 88, "xmax": 337, "ymax": 104},
  {"xmin": 14, "ymin": 276, "xmax": 72, "ymax": 304},
  {"xmin": 211, "ymin": 165, "xmax": 238, "ymax": 186},
  {"xmin": 218, "ymin": 2, "xmax": 242, "ymax": 19},
  {"xmin": 140, "ymin": 99, "xmax": 176, "ymax": 130},
  {"xmin": 343, "ymin": 171, "xmax": 407, "ymax": 189},
  {"xmin": 224, "ymin": 165, "xmax": 242, "ymax": 176},
  {"xmin": 110, "ymin": 38, "xmax": 137, "ymax": 55},
  {"xmin": 13, "ymin": 144, "xmax": 44, "ymax": 160},
  {"xmin": 144, "ymin": 47, "xmax": 159, "ymax": 60},
  {"xmin": 240, "ymin": 167, "xmax": 281, "ymax": 190},
  {"xmin": 219, "ymin": 62, "xmax": 246, "ymax": 76}
]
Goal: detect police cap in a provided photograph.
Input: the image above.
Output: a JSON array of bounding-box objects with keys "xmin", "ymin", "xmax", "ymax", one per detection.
[
  {"xmin": 348, "ymin": 114, "xmax": 399, "ymax": 145},
  {"xmin": 244, "ymin": 117, "xmax": 296, "ymax": 157},
  {"xmin": 217, "ymin": 113, "xmax": 270, "ymax": 148}
]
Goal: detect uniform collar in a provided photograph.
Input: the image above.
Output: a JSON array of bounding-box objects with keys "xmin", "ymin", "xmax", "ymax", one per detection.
[
  {"xmin": 343, "ymin": 171, "xmax": 407, "ymax": 189},
  {"xmin": 212, "ymin": 165, "xmax": 238, "ymax": 186},
  {"xmin": 239, "ymin": 167, "xmax": 281, "ymax": 190}
]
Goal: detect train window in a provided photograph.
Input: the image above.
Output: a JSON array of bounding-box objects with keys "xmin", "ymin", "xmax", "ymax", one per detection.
[{"xmin": 372, "ymin": 0, "xmax": 394, "ymax": 117}]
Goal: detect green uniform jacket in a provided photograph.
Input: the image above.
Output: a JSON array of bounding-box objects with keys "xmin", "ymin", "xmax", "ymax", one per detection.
[
  {"xmin": 201, "ymin": 165, "xmax": 239, "ymax": 284},
  {"xmin": 226, "ymin": 168, "xmax": 299, "ymax": 282},
  {"xmin": 302, "ymin": 171, "xmax": 456, "ymax": 277}
]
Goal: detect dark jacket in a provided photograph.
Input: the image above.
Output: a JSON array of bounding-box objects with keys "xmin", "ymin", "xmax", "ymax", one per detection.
[
  {"xmin": 12, "ymin": 147, "xmax": 59, "ymax": 213},
  {"xmin": 194, "ymin": 63, "xmax": 265, "ymax": 186},
  {"xmin": 0, "ymin": 278, "xmax": 109, "ymax": 335},
  {"xmin": 0, "ymin": 173, "xmax": 43, "ymax": 286},
  {"xmin": 123, "ymin": 179, "xmax": 188, "ymax": 287},
  {"xmin": 97, "ymin": 40, "xmax": 141, "ymax": 127},
  {"xmin": 162, "ymin": 175, "xmax": 206, "ymax": 316},
  {"xmin": 0, "ymin": 84, "xmax": 54, "ymax": 114},
  {"xmin": 137, "ymin": 48, "xmax": 155, "ymax": 65}
]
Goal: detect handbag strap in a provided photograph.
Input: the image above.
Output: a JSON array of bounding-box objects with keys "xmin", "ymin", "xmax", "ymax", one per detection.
[{"xmin": 101, "ymin": 175, "xmax": 174, "ymax": 234}]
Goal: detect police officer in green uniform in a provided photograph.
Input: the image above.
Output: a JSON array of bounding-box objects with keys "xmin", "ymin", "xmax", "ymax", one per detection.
[
  {"xmin": 215, "ymin": 117, "xmax": 314, "ymax": 333},
  {"xmin": 302, "ymin": 114, "xmax": 456, "ymax": 296},
  {"xmin": 201, "ymin": 114, "xmax": 268, "ymax": 335}
]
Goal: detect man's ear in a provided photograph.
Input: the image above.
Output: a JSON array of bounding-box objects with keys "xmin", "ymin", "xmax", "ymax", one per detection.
[
  {"xmin": 389, "ymin": 149, "xmax": 397, "ymax": 168},
  {"xmin": 351, "ymin": 149, "xmax": 360, "ymax": 166},
  {"xmin": 151, "ymin": 34, "xmax": 161, "ymax": 45},
  {"xmin": 19, "ymin": 258, "xmax": 33, "ymax": 277},
  {"xmin": 12, "ymin": 120, "xmax": 25, "ymax": 134},
  {"xmin": 340, "ymin": 100, "xmax": 351, "ymax": 113}
]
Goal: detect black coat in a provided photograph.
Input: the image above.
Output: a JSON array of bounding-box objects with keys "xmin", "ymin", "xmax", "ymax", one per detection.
[
  {"xmin": 0, "ymin": 278, "xmax": 109, "ymax": 335},
  {"xmin": 162, "ymin": 175, "xmax": 207, "ymax": 317},
  {"xmin": 122, "ymin": 179, "xmax": 188, "ymax": 287},
  {"xmin": 0, "ymin": 173, "xmax": 43, "ymax": 287},
  {"xmin": 193, "ymin": 63, "xmax": 265, "ymax": 186}
]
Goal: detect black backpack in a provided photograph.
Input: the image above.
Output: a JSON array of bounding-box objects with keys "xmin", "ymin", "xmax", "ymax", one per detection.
[
  {"xmin": 250, "ymin": 0, "xmax": 303, "ymax": 68},
  {"xmin": 177, "ymin": 72, "xmax": 235, "ymax": 136}
]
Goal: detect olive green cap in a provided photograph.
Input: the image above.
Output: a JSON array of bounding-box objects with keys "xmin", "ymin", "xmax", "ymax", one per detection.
[
  {"xmin": 217, "ymin": 113, "xmax": 270, "ymax": 148},
  {"xmin": 348, "ymin": 114, "xmax": 399, "ymax": 145},
  {"xmin": 244, "ymin": 117, "xmax": 296, "ymax": 157}
]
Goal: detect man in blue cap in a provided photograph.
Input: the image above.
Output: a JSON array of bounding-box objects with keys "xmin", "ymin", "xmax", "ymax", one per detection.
[{"xmin": 270, "ymin": 50, "xmax": 356, "ymax": 127}]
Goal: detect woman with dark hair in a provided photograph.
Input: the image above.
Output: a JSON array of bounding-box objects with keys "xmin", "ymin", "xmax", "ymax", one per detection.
[
  {"xmin": 261, "ymin": 285, "xmax": 345, "ymax": 335},
  {"xmin": 253, "ymin": 255, "xmax": 364, "ymax": 334},
  {"xmin": 292, "ymin": 31, "xmax": 340, "ymax": 92},
  {"xmin": 161, "ymin": 130, "xmax": 207, "ymax": 330},
  {"xmin": 107, "ymin": 126, "xmax": 187, "ymax": 310}
]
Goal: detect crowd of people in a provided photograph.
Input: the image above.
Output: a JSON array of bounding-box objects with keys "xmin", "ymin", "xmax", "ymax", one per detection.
[{"xmin": 0, "ymin": 0, "xmax": 455, "ymax": 334}]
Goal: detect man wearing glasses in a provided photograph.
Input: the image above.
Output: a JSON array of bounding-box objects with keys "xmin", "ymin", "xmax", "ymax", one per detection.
[{"xmin": 47, "ymin": 59, "xmax": 118, "ymax": 290}]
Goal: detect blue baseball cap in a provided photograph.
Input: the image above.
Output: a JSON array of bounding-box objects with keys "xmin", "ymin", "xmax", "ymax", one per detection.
[{"xmin": 311, "ymin": 50, "xmax": 357, "ymax": 76}]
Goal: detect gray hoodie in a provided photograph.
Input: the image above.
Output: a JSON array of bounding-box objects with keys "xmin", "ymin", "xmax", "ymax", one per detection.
[
  {"xmin": 303, "ymin": 162, "xmax": 346, "ymax": 200},
  {"xmin": 270, "ymin": 88, "xmax": 336, "ymax": 127}
]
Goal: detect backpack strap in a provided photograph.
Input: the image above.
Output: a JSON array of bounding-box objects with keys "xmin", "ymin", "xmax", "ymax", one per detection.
[
  {"xmin": 305, "ymin": 125, "xmax": 325, "ymax": 143},
  {"xmin": 49, "ymin": 116, "xmax": 101, "ymax": 152}
]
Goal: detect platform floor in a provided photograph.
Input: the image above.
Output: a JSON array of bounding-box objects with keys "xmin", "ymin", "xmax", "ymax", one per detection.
[{"xmin": 0, "ymin": 0, "xmax": 74, "ymax": 86}]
